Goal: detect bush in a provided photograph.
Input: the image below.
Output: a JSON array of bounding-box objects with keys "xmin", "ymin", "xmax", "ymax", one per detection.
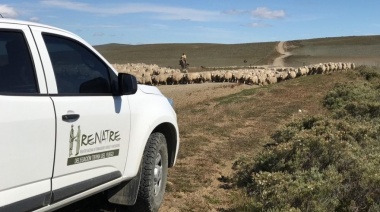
[
  {"xmin": 232, "ymin": 66, "xmax": 380, "ymax": 211},
  {"xmin": 357, "ymin": 65, "xmax": 380, "ymax": 82},
  {"xmin": 249, "ymin": 167, "xmax": 343, "ymax": 211},
  {"xmin": 234, "ymin": 116, "xmax": 380, "ymax": 211},
  {"xmin": 324, "ymin": 66, "xmax": 380, "ymax": 118},
  {"xmin": 323, "ymin": 81, "xmax": 380, "ymax": 120}
]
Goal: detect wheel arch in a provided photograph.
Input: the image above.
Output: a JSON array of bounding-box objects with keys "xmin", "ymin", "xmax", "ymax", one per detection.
[
  {"xmin": 152, "ymin": 122, "xmax": 178, "ymax": 168},
  {"xmin": 107, "ymin": 126, "xmax": 177, "ymax": 207}
]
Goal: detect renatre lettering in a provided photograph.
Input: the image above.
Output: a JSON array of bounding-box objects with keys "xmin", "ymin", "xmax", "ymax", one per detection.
[{"xmin": 81, "ymin": 130, "xmax": 120, "ymax": 146}]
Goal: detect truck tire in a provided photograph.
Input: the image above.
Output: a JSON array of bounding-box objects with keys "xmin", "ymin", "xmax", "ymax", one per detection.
[{"xmin": 133, "ymin": 132, "xmax": 168, "ymax": 212}]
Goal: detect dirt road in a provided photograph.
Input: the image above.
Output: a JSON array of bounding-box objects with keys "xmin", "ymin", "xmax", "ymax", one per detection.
[
  {"xmin": 157, "ymin": 83, "xmax": 252, "ymax": 109},
  {"xmin": 159, "ymin": 83, "xmax": 255, "ymax": 212},
  {"xmin": 273, "ymin": 41, "xmax": 292, "ymax": 67}
]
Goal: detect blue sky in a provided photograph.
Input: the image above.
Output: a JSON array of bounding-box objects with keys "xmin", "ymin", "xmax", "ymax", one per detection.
[{"xmin": 1, "ymin": 0, "xmax": 380, "ymax": 45}]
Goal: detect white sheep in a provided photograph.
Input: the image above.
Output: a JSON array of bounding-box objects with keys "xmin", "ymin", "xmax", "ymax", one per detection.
[
  {"xmin": 223, "ymin": 71, "xmax": 234, "ymax": 82},
  {"xmin": 266, "ymin": 72, "xmax": 277, "ymax": 84},
  {"xmin": 316, "ymin": 64, "xmax": 326, "ymax": 74},
  {"xmin": 245, "ymin": 74, "xmax": 259, "ymax": 85},
  {"xmin": 257, "ymin": 73, "xmax": 267, "ymax": 85},
  {"xmin": 287, "ymin": 69, "xmax": 297, "ymax": 79},
  {"xmin": 203, "ymin": 72, "xmax": 213, "ymax": 82},
  {"xmin": 156, "ymin": 73, "xmax": 171, "ymax": 85},
  {"xmin": 297, "ymin": 66, "xmax": 308, "ymax": 76},
  {"xmin": 143, "ymin": 74, "xmax": 153, "ymax": 85},
  {"xmin": 172, "ymin": 72, "xmax": 185, "ymax": 85},
  {"xmin": 186, "ymin": 72, "xmax": 201, "ymax": 84}
]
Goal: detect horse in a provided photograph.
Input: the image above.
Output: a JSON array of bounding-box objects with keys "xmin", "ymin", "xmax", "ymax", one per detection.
[{"xmin": 179, "ymin": 59, "xmax": 189, "ymax": 72}]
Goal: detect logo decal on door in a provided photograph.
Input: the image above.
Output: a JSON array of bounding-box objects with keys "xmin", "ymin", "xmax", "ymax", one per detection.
[{"xmin": 67, "ymin": 125, "xmax": 121, "ymax": 166}]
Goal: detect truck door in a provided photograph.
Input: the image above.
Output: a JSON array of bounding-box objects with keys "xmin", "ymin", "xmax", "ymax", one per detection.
[
  {"xmin": 0, "ymin": 25, "xmax": 55, "ymax": 211},
  {"xmin": 30, "ymin": 28, "xmax": 131, "ymax": 203}
]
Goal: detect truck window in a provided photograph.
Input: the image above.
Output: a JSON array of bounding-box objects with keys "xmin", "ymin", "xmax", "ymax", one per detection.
[
  {"xmin": 0, "ymin": 31, "xmax": 38, "ymax": 93},
  {"xmin": 43, "ymin": 34, "xmax": 112, "ymax": 94}
]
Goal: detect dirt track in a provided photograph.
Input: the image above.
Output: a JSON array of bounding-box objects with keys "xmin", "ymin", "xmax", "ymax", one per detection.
[
  {"xmin": 273, "ymin": 41, "xmax": 292, "ymax": 67},
  {"xmin": 157, "ymin": 83, "xmax": 253, "ymax": 109},
  {"xmin": 160, "ymin": 84, "xmax": 254, "ymax": 211}
]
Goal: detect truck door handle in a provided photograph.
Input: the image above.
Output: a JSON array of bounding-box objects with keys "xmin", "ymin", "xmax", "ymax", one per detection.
[{"xmin": 62, "ymin": 114, "xmax": 80, "ymax": 122}]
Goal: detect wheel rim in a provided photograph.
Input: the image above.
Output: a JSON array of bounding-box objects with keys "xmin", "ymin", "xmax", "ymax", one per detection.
[{"xmin": 154, "ymin": 152, "xmax": 162, "ymax": 196}]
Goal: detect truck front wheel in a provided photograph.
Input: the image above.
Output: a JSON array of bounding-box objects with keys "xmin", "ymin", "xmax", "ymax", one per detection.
[{"xmin": 133, "ymin": 132, "xmax": 168, "ymax": 212}]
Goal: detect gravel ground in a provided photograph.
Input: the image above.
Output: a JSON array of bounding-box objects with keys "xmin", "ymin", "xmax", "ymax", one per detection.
[{"xmin": 157, "ymin": 82, "xmax": 254, "ymax": 109}]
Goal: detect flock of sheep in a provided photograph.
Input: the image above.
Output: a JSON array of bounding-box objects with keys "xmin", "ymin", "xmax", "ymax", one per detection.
[{"xmin": 111, "ymin": 62, "xmax": 356, "ymax": 86}]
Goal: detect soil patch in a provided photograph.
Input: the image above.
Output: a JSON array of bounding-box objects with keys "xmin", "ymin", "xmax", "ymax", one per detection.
[{"xmin": 158, "ymin": 83, "xmax": 255, "ymax": 109}]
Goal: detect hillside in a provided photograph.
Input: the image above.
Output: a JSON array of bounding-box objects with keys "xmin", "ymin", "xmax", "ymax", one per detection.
[
  {"xmin": 285, "ymin": 35, "xmax": 380, "ymax": 67},
  {"xmin": 95, "ymin": 42, "xmax": 279, "ymax": 69},
  {"xmin": 95, "ymin": 35, "xmax": 380, "ymax": 69}
]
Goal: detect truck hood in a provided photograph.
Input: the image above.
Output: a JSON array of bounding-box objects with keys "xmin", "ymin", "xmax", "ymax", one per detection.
[
  {"xmin": 138, "ymin": 84, "xmax": 163, "ymax": 96},
  {"xmin": 138, "ymin": 85, "xmax": 174, "ymax": 108}
]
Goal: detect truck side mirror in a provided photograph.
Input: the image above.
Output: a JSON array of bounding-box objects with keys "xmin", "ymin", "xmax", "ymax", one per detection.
[{"xmin": 118, "ymin": 73, "xmax": 138, "ymax": 95}]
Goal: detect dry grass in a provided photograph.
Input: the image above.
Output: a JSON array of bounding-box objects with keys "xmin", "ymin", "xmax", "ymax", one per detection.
[
  {"xmin": 286, "ymin": 35, "xmax": 380, "ymax": 67},
  {"xmin": 95, "ymin": 42, "xmax": 280, "ymax": 68},
  {"xmin": 161, "ymin": 70, "xmax": 361, "ymax": 211},
  {"xmin": 95, "ymin": 35, "xmax": 380, "ymax": 69}
]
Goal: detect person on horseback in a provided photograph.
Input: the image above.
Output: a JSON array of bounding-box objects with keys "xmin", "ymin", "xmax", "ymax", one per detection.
[
  {"xmin": 179, "ymin": 52, "xmax": 188, "ymax": 72},
  {"xmin": 181, "ymin": 52, "xmax": 187, "ymax": 65}
]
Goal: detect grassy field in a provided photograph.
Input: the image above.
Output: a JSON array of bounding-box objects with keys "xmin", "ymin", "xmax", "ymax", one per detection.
[
  {"xmin": 95, "ymin": 42, "xmax": 279, "ymax": 69},
  {"xmin": 285, "ymin": 35, "xmax": 380, "ymax": 67},
  {"xmin": 95, "ymin": 35, "xmax": 380, "ymax": 69}
]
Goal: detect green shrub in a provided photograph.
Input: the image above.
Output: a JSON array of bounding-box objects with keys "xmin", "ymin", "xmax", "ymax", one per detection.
[
  {"xmin": 323, "ymin": 79, "xmax": 380, "ymax": 121},
  {"xmin": 270, "ymin": 116, "xmax": 323, "ymax": 144},
  {"xmin": 234, "ymin": 116, "xmax": 380, "ymax": 211},
  {"xmin": 249, "ymin": 166, "xmax": 343, "ymax": 211},
  {"xmin": 232, "ymin": 66, "xmax": 380, "ymax": 211},
  {"xmin": 323, "ymin": 82, "xmax": 378, "ymax": 110},
  {"xmin": 357, "ymin": 65, "xmax": 380, "ymax": 82}
]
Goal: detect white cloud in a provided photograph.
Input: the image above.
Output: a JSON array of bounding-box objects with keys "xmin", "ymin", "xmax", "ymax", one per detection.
[
  {"xmin": 115, "ymin": 3, "xmax": 219, "ymax": 21},
  {"xmin": 222, "ymin": 7, "xmax": 286, "ymax": 19},
  {"xmin": 0, "ymin": 4, "xmax": 18, "ymax": 18},
  {"xmin": 40, "ymin": 1, "xmax": 220, "ymax": 22},
  {"xmin": 40, "ymin": 0, "xmax": 90, "ymax": 11},
  {"xmin": 251, "ymin": 7, "xmax": 285, "ymax": 19}
]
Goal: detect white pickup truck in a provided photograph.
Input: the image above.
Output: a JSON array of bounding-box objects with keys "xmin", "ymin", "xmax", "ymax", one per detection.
[{"xmin": 0, "ymin": 18, "xmax": 179, "ymax": 212}]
